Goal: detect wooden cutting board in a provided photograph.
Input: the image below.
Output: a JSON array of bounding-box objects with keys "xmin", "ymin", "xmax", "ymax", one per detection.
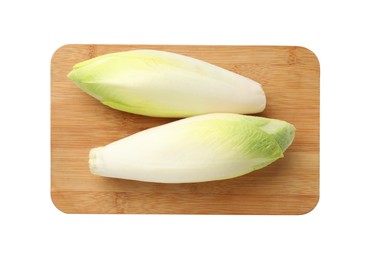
[{"xmin": 51, "ymin": 44, "xmax": 319, "ymax": 214}]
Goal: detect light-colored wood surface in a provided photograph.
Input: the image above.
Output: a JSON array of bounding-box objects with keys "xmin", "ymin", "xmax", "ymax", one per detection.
[{"xmin": 51, "ymin": 45, "xmax": 319, "ymax": 214}]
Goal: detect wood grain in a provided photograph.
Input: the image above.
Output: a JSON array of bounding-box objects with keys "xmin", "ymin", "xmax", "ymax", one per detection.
[{"xmin": 51, "ymin": 45, "xmax": 320, "ymax": 214}]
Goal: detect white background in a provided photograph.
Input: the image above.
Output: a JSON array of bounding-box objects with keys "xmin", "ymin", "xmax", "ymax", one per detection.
[{"xmin": 1, "ymin": 0, "xmax": 374, "ymax": 259}]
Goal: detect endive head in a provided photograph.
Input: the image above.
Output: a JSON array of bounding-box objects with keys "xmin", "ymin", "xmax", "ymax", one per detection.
[
  {"xmin": 67, "ymin": 50, "xmax": 266, "ymax": 117},
  {"xmin": 88, "ymin": 113, "xmax": 295, "ymax": 183}
]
